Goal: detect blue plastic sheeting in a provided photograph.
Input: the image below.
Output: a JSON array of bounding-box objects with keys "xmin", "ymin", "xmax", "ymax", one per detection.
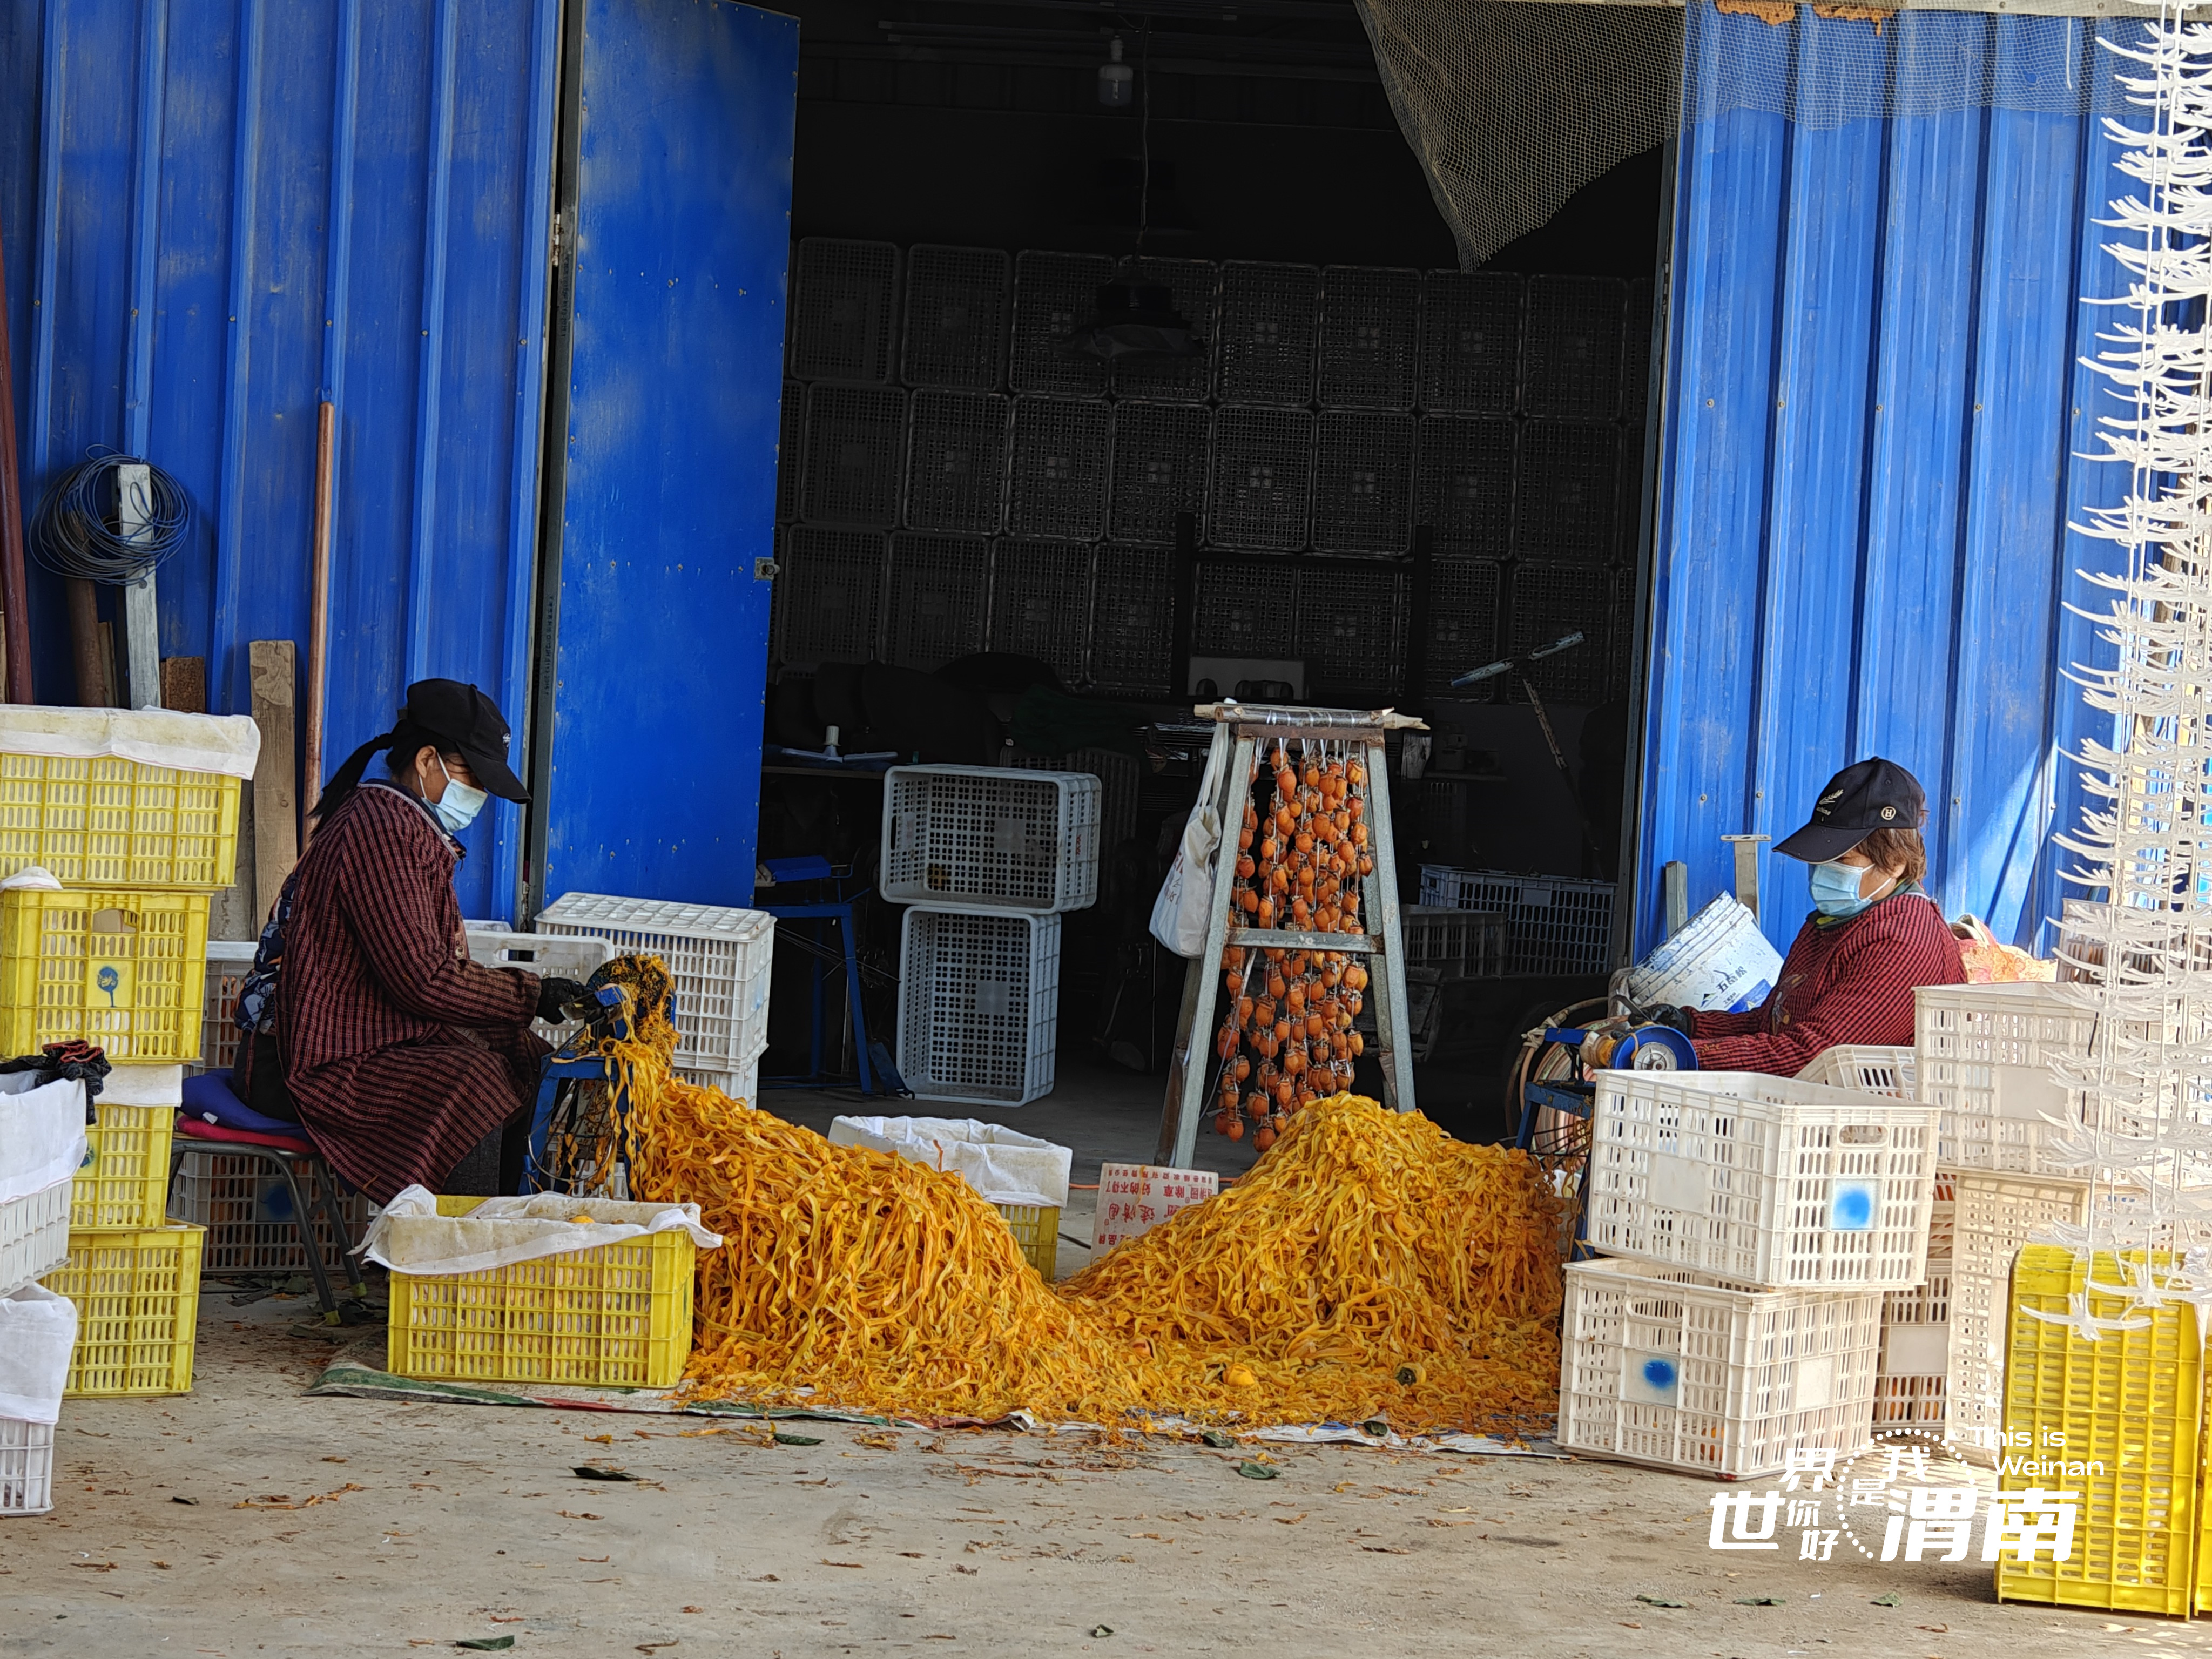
[
  {"xmin": 1637, "ymin": 2, "xmax": 2135, "ymax": 958},
  {"xmin": 536, "ymin": 0, "xmax": 796, "ymax": 909},
  {"xmin": 0, "ymin": 0, "xmax": 559, "ymax": 920}
]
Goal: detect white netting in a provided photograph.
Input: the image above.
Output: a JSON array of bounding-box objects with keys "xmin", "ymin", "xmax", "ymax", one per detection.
[{"xmin": 1356, "ymin": 1, "xmax": 2142, "ymax": 270}]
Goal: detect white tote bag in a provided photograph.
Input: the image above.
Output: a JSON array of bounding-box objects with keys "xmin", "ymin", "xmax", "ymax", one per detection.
[{"xmin": 1149, "ymin": 728, "xmax": 1231, "ymax": 958}]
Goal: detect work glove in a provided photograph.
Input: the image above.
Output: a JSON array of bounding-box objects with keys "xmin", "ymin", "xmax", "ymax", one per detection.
[
  {"xmin": 535, "ymin": 977, "xmax": 590, "ymax": 1023},
  {"xmin": 1640, "ymin": 1002, "xmax": 1695, "ymax": 1035}
]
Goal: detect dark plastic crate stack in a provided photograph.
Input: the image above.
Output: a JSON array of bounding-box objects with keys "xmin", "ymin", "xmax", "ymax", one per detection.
[
  {"xmin": 1190, "ymin": 558, "xmax": 1297, "ymax": 659},
  {"xmin": 775, "ymin": 379, "xmax": 803, "ymax": 524},
  {"xmin": 1414, "ymin": 414, "xmax": 1514, "ymax": 559},
  {"xmin": 1521, "ymin": 275, "xmax": 1627, "ymax": 421},
  {"xmin": 1419, "ymin": 271, "xmax": 1522, "ymax": 414},
  {"xmin": 1610, "ymin": 564, "xmax": 1640, "ymax": 700},
  {"xmin": 1621, "ymin": 276, "xmax": 1656, "ymax": 426},
  {"xmin": 800, "ymin": 383, "xmax": 907, "ymax": 526},
  {"xmin": 1318, "ymin": 266, "xmax": 1419, "ymax": 410},
  {"xmin": 1089, "ymin": 542, "xmax": 1175, "ymax": 697},
  {"xmin": 988, "ymin": 538, "xmax": 1092, "ymax": 687},
  {"xmin": 1013, "ymin": 746, "xmax": 1140, "ymax": 853},
  {"xmin": 1209, "ymin": 406, "xmax": 1313, "ymax": 552},
  {"xmin": 1215, "ymin": 262, "xmax": 1319, "ymax": 407},
  {"xmin": 886, "ymin": 532, "xmax": 990, "ymax": 671},
  {"xmin": 1417, "ymin": 865, "xmax": 1616, "ymax": 975},
  {"xmin": 1010, "ymin": 251, "xmax": 1111, "ymax": 397},
  {"xmin": 1110, "ymin": 257, "xmax": 1218, "ymax": 403},
  {"xmin": 1615, "ymin": 424, "xmax": 1650, "ymax": 566},
  {"xmin": 1426, "ymin": 557, "xmax": 1502, "ymax": 698},
  {"xmin": 1505, "ymin": 562, "xmax": 1613, "ymax": 706},
  {"xmin": 1296, "ymin": 563, "xmax": 1409, "ymax": 702},
  {"xmin": 1513, "ymin": 419, "xmax": 1620, "ymax": 564},
  {"xmin": 775, "ymin": 525, "xmax": 887, "ymax": 668},
  {"xmin": 900, "ymin": 245, "xmax": 1011, "ymax": 390},
  {"xmin": 790, "ymin": 238, "xmax": 899, "ymax": 383},
  {"xmin": 1107, "ymin": 401, "xmax": 1211, "ymax": 544},
  {"xmin": 904, "ymin": 389, "xmax": 1008, "ymax": 534},
  {"xmin": 1311, "ymin": 409, "xmax": 1415, "ymax": 556},
  {"xmin": 1007, "ymin": 396, "xmax": 1111, "ymax": 541}
]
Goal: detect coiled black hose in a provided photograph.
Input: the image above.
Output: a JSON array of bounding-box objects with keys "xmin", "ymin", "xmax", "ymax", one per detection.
[{"xmin": 30, "ymin": 448, "xmax": 192, "ymax": 584}]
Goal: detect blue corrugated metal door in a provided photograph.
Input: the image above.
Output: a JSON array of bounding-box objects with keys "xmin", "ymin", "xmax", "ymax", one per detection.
[
  {"xmin": 536, "ymin": 0, "xmax": 797, "ymax": 909},
  {"xmin": 1635, "ymin": 4, "xmax": 2131, "ymax": 958},
  {"xmin": 0, "ymin": 0, "xmax": 559, "ymax": 921}
]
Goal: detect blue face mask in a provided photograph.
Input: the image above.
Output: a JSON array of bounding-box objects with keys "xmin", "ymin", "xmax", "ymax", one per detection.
[
  {"xmin": 1809, "ymin": 859, "xmax": 1886, "ymax": 919},
  {"xmin": 428, "ymin": 754, "xmax": 488, "ymax": 836}
]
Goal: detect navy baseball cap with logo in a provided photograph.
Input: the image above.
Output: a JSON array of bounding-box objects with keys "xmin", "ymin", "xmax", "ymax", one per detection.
[{"xmin": 1774, "ymin": 758, "xmax": 1926, "ymax": 864}]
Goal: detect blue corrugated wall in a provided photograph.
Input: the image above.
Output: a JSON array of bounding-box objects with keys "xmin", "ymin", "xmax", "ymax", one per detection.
[
  {"xmin": 1637, "ymin": 2, "xmax": 2132, "ymax": 957},
  {"xmin": 0, "ymin": 0, "xmax": 560, "ymax": 920}
]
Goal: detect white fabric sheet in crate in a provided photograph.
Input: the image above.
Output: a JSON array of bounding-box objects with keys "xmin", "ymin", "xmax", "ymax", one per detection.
[
  {"xmin": 0, "ymin": 1283, "xmax": 77, "ymax": 1423},
  {"xmin": 1557, "ymin": 1257, "xmax": 1884, "ymax": 1480},
  {"xmin": 362, "ymin": 1186, "xmax": 722, "ymax": 1277},
  {"xmin": 535, "ymin": 893, "xmax": 774, "ymax": 1070},
  {"xmin": 1586, "ymin": 1070, "xmax": 1939, "ymax": 1291},
  {"xmin": 0, "ymin": 705, "xmax": 261, "ymax": 777},
  {"xmin": 881, "ymin": 764, "xmax": 1100, "ymax": 913},
  {"xmin": 0, "ymin": 1073, "xmax": 86, "ymax": 1204},
  {"xmin": 829, "ymin": 1115, "xmax": 1071, "ymax": 1208}
]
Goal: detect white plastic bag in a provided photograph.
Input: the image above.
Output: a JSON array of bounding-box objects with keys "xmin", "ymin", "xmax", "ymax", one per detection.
[
  {"xmin": 1150, "ymin": 728, "xmax": 1230, "ymax": 958},
  {"xmin": 0, "ymin": 1074, "xmax": 87, "ymax": 1206},
  {"xmin": 0, "ymin": 1283, "xmax": 77, "ymax": 1423}
]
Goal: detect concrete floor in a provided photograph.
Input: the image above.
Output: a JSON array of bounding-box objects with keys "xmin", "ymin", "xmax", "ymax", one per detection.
[
  {"xmin": 2, "ymin": 1071, "xmax": 2192, "ymax": 1655},
  {"xmin": 0, "ymin": 1296, "xmax": 2181, "ymax": 1658}
]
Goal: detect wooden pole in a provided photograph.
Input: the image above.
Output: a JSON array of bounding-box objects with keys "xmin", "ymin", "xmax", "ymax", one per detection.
[
  {"xmin": 0, "ymin": 222, "xmax": 33, "ymax": 703},
  {"xmin": 66, "ymin": 579, "xmax": 106, "ymax": 706},
  {"xmin": 250, "ymin": 640, "xmax": 299, "ymax": 923},
  {"xmin": 305, "ymin": 401, "xmax": 335, "ymax": 825}
]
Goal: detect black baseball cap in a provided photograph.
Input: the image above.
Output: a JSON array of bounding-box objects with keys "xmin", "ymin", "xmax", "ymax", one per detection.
[
  {"xmin": 1774, "ymin": 758, "xmax": 1925, "ymax": 864},
  {"xmin": 401, "ymin": 679, "xmax": 529, "ymax": 803}
]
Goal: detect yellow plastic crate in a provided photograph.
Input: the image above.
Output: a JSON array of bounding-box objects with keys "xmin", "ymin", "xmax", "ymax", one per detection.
[
  {"xmin": 386, "ymin": 1198, "xmax": 695, "ymax": 1388},
  {"xmin": 995, "ymin": 1202, "xmax": 1059, "ymax": 1279},
  {"xmin": 43, "ymin": 1224, "xmax": 203, "ymax": 1397},
  {"xmin": 0, "ymin": 888, "xmax": 210, "ymax": 1061},
  {"xmin": 1999, "ymin": 1244, "xmax": 2200, "ymax": 1617},
  {"xmin": 70, "ymin": 1101, "xmax": 174, "ymax": 1230},
  {"xmin": 0, "ymin": 754, "xmax": 240, "ymax": 890}
]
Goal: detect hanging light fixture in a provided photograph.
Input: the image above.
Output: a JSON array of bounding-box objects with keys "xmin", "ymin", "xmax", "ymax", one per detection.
[{"xmin": 1098, "ymin": 36, "xmax": 1134, "ymax": 106}]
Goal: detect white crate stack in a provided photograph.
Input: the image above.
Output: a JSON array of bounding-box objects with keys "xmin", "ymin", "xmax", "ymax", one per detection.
[
  {"xmin": 882, "ymin": 765, "xmax": 1098, "ymax": 1107},
  {"xmin": 1909, "ymin": 981, "xmax": 2096, "ymax": 1462},
  {"xmin": 1560, "ymin": 1069, "xmax": 1939, "ymax": 1479},
  {"xmin": 1, "ymin": 1074, "xmax": 86, "ymax": 1518},
  {"xmin": 536, "ymin": 895, "xmax": 775, "ymax": 1099}
]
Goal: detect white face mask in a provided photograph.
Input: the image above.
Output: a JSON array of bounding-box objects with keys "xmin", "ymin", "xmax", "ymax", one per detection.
[{"xmin": 426, "ymin": 753, "xmax": 488, "ymax": 835}]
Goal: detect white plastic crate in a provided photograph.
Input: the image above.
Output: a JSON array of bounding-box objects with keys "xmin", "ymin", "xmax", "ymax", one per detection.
[
  {"xmin": 897, "ymin": 906, "xmax": 1060, "ymax": 1107},
  {"xmin": 1587, "ymin": 1071, "xmax": 1940, "ymax": 1291},
  {"xmin": 535, "ymin": 894, "xmax": 775, "ymax": 1077},
  {"xmin": 0, "ymin": 1179, "xmax": 70, "ymax": 1297},
  {"xmin": 0, "ymin": 1417, "xmax": 54, "ymax": 1515},
  {"xmin": 167, "ymin": 1149, "xmax": 373, "ymax": 1279},
  {"xmin": 463, "ymin": 924, "xmax": 614, "ymax": 1044},
  {"xmin": 1915, "ymin": 981, "xmax": 2095, "ymax": 1174},
  {"xmin": 1400, "ymin": 905, "xmax": 1508, "ymax": 980},
  {"xmin": 1941, "ymin": 1169, "xmax": 2092, "ymax": 1461},
  {"xmin": 1558, "ymin": 1257, "xmax": 1884, "ymax": 1480},
  {"xmin": 1798, "ymin": 1044, "xmax": 1916, "ymax": 1099},
  {"xmin": 676, "ymin": 1027, "xmax": 767, "ymax": 1104},
  {"xmin": 1416, "ymin": 864, "xmax": 1616, "ymax": 975},
  {"xmin": 881, "ymin": 765, "xmax": 1100, "ymax": 913},
  {"xmin": 196, "ymin": 940, "xmax": 259, "ymax": 1075},
  {"xmin": 1874, "ymin": 1262, "xmax": 1951, "ymax": 1433}
]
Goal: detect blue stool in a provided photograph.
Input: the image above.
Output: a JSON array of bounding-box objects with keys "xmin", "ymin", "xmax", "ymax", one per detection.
[{"xmin": 757, "ymin": 854, "xmax": 883, "ymax": 1095}]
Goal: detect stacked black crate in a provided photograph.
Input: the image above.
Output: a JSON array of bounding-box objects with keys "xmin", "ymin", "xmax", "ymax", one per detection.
[
  {"xmin": 776, "ymin": 238, "xmax": 903, "ymax": 669},
  {"xmin": 1415, "ymin": 271, "xmax": 1520, "ymax": 699}
]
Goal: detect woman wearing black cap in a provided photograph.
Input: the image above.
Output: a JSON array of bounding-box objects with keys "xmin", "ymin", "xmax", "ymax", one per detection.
[
  {"xmin": 232, "ymin": 680, "xmax": 587, "ymax": 1204},
  {"xmin": 1643, "ymin": 757, "xmax": 1966, "ymax": 1076}
]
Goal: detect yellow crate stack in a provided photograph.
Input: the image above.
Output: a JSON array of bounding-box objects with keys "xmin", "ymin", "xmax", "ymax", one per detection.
[
  {"xmin": 1998, "ymin": 1245, "xmax": 2201, "ymax": 1617},
  {"xmin": 2, "ymin": 717, "xmax": 253, "ymax": 1402}
]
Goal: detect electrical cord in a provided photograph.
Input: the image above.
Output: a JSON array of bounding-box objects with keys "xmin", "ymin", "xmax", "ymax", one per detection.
[{"xmin": 31, "ymin": 447, "xmax": 192, "ymax": 584}]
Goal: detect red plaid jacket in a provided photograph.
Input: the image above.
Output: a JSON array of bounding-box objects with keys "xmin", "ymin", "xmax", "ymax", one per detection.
[
  {"xmin": 274, "ymin": 784, "xmax": 546, "ymax": 1202},
  {"xmin": 1688, "ymin": 892, "xmax": 1965, "ymax": 1076}
]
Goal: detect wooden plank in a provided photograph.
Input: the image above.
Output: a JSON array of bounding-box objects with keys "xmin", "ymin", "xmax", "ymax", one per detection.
[
  {"xmin": 159, "ymin": 656, "xmax": 205, "ymax": 713},
  {"xmin": 249, "ymin": 640, "xmax": 299, "ymax": 925}
]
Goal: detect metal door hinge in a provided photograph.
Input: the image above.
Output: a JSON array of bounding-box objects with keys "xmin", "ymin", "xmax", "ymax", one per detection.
[{"xmin": 754, "ymin": 557, "xmax": 779, "ymax": 581}]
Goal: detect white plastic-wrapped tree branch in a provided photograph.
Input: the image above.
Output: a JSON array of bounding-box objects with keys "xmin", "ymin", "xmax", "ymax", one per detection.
[{"xmin": 2044, "ymin": 5, "xmax": 2212, "ymax": 1323}]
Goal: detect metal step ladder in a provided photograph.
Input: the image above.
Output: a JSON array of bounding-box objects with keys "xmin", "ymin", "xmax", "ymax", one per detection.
[{"xmin": 1154, "ymin": 702, "xmax": 1427, "ymax": 1168}]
